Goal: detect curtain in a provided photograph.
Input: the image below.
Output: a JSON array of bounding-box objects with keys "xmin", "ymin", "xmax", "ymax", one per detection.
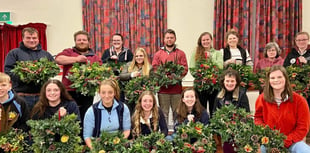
[
  {"xmin": 82, "ymin": 0, "xmax": 167, "ymax": 60},
  {"xmin": 0, "ymin": 23, "xmax": 47, "ymax": 72},
  {"xmin": 254, "ymin": 0, "xmax": 302, "ymax": 67},
  {"xmin": 213, "ymin": 0, "xmax": 254, "ymax": 52}
]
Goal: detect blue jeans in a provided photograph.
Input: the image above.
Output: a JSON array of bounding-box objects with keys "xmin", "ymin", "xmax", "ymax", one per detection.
[
  {"xmin": 21, "ymin": 95, "xmax": 39, "ymax": 111},
  {"xmin": 261, "ymin": 141, "xmax": 310, "ymax": 153}
]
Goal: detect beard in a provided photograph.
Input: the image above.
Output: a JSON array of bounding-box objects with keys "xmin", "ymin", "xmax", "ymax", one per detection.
[
  {"xmin": 166, "ymin": 44, "xmax": 175, "ymax": 48},
  {"xmin": 75, "ymin": 45, "xmax": 89, "ymax": 52}
]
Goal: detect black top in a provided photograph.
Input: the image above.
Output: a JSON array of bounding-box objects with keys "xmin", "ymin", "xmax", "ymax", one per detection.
[
  {"xmin": 283, "ymin": 46, "xmax": 310, "ymax": 67},
  {"xmin": 32, "ymin": 100, "xmax": 80, "ymax": 120},
  {"xmin": 138, "ymin": 108, "xmax": 168, "ymax": 136}
]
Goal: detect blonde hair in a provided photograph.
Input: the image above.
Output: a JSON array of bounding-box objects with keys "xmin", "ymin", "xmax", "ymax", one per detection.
[
  {"xmin": 0, "ymin": 72, "xmax": 11, "ymax": 83},
  {"xmin": 131, "ymin": 91, "xmax": 159, "ymax": 138},
  {"xmin": 99, "ymin": 79, "xmax": 120, "ymax": 101},
  {"xmin": 128, "ymin": 48, "xmax": 151, "ymax": 76}
]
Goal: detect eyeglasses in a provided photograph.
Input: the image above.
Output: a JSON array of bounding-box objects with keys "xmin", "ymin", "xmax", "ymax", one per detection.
[{"xmin": 296, "ymin": 39, "xmax": 309, "ymax": 42}]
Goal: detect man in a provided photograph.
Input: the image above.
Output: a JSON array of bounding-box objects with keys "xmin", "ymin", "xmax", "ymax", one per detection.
[
  {"xmin": 283, "ymin": 32, "xmax": 310, "ymax": 66},
  {"xmin": 55, "ymin": 30, "xmax": 101, "ymax": 121},
  {"xmin": 4, "ymin": 27, "xmax": 54, "ymax": 110},
  {"xmin": 152, "ymin": 29, "xmax": 188, "ymax": 128}
]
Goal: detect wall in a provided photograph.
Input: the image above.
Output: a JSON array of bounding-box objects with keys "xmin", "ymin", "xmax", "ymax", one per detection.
[{"xmin": 0, "ymin": 0, "xmax": 83, "ymax": 55}]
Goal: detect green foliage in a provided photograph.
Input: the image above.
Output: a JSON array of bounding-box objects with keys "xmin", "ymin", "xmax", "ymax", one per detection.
[
  {"xmin": 91, "ymin": 131, "xmax": 129, "ymax": 153},
  {"xmin": 226, "ymin": 64, "xmax": 256, "ymax": 89},
  {"xmin": 153, "ymin": 61, "xmax": 185, "ymax": 88},
  {"xmin": 174, "ymin": 121, "xmax": 216, "ymax": 153},
  {"xmin": 11, "ymin": 57, "xmax": 60, "ymax": 85},
  {"xmin": 210, "ymin": 105, "xmax": 288, "ymax": 153},
  {"xmin": 67, "ymin": 62, "xmax": 114, "ymax": 96},
  {"xmin": 130, "ymin": 132, "xmax": 173, "ymax": 153},
  {"xmin": 286, "ymin": 64, "xmax": 310, "ymax": 98},
  {"xmin": 0, "ymin": 128, "xmax": 29, "ymax": 153},
  {"xmin": 125, "ymin": 76, "xmax": 160, "ymax": 104},
  {"xmin": 190, "ymin": 60, "xmax": 222, "ymax": 93},
  {"xmin": 27, "ymin": 114, "xmax": 82, "ymax": 153}
]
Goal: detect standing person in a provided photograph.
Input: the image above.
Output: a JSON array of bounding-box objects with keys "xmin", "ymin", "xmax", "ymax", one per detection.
[
  {"xmin": 255, "ymin": 42, "xmax": 284, "ymax": 71},
  {"xmin": 55, "ymin": 30, "xmax": 101, "ymax": 122},
  {"xmin": 31, "ymin": 79, "xmax": 80, "ymax": 120},
  {"xmin": 4, "ymin": 27, "xmax": 54, "ymax": 110},
  {"xmin": 120, "ymin": 47, "xmax": 152, "ymax": 112},
  {"xmin": 101, "ymin": 33, "xmax": 133, "ymax": 64},
  {"xmin": 190, "ymin": 32, "xmax": 223, "ymax": 116},
  {"xmin": 152, "ymin": 29, "xmax": 188, "ymax": 128},
  {"xmin": 255, "ymin": 65, "xmax": 310, "ymax": 153},
  {"xmin": 213, "ymin": 69, "xmax": 250, "ymax": 153},
  {"xmin": 83, "ymin": 79, "xmax": 131, "ymax": 149},
  {"xmin": 0, "ymin": 72, "xmax": 29, "ymax": 133},
  {"xmin": 131, "ymin": 91, "xmax": 168, "ymax": 138},
  {"xmin": 222, "ymin": 29, "xmax": 253, "ymax": 67},
  {"xmin": 283, "ymin": 32, "xmax": 310, "ymax": 67}
]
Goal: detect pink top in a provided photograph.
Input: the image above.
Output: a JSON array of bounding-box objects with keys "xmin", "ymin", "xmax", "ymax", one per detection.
[{"xmin": 255, "ymin": 56, "xmax": 284, "ymax": 71}]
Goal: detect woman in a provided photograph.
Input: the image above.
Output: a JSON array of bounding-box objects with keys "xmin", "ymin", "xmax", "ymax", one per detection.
[
  {"xmin": 31, "ymin": 79, "xmax": 80, "ymax": 120},
  {"xmin": 213, "ymin": 69, "xmax": 250, "ymax": 153},
  {"xmin": 83, "ymin": 79, "xmax": 131, "ymax": 149},
  {"xmin": 222, "ymin": 29, "xmax": 253, "ymax": 67},
  {"xmin": 213, "ymin": 69, "xmax": 250, "ymax": 113},
  {"xmin": 190, "ymin": 32, "xmax": 223, "ymax": 116},
  {"xmin": 120, "ymin": 47, "xmax": 151, "ymax": 80},
  {"xmin": 101, "ymin": 33, "xmax": 133, "ymax": 64},
  {"xmin": 131, "ymin": 91, "xmax": 168, "ymax": 138},
  {"xmin": 175, "ymin": 88, "xmax": 209, "ymax": 126},
  {"xmin": 255, "ymin": 65, "xmax": 310, "ymax": 153},
  {"xmin": 255, "ymin": 42, "xmax": 284, "ymax": 71}
]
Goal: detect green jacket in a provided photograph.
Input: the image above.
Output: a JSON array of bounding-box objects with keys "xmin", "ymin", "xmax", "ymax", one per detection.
[{"xmin": 190, "ymin": 48, "xmax": 223, "ymax": 71}]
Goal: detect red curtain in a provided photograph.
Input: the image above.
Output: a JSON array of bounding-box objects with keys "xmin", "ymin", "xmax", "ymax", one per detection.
[
  {"xmin": 254, "ymin": 0, "xmax": 302, "ymax": 68},
  {"xmin": 0, "ymin": 23, "xmax": 47, "ymax": 72},
  {"xmin": 213, "ymin": 0, "xmax": 254, "ymax": 52},
  {"xmin": 82, "ymin": 0, "xmax": 167, "ymax": 61}
]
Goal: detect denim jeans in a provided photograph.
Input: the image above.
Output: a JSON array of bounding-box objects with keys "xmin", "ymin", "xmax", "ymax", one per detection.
[{"xmin": 261, "ymin": 141, "xmax": 310, "ymax": 153}]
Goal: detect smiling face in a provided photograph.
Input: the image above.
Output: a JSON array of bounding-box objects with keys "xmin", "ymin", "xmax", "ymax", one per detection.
[
  {"xmin": 201, "ymin": 34, "xmax": 212, "ymax": 49},
  {"xmin": 227, "ymin": 34, "xmax": 239, "ymax": 48},
  {"xmin": 112, "ymin": 35, "xmax": 123, "ymax": 50},
  {"xmin": 224, "ymin": 75, "xmax": 237, "ymax": 92},
  {"xmin": 295, "ymin": 34, "xmax": 309, "ymax": 50},
  {"xmin": 141, "ymin": 95, "xmax": 154, "ymax": 112},
  {"xmin": 75, "ymin": 34, "xmax": 89, "ymax": 52},
  {"xmin": 182, "ymin": 90, "xmax": 196, "ymax": 109},
  {"xmin": 45, "ymin": 83, "xmax": 61, "ymax": 104},
  {"xmin": 164, "ymin": 33, "xmax": 176, "ymax": 48},
  {"xmin": 22, "ymin": 31, "xmax": 39, "ymax": 50},
  {"xmin": 269, "ymin": 70, "xmax": 286, "ymax": 92},
  {"xmin": 99, "ymin": 84, "xmax": 115, "ymax": 106},
  {"xmin": 0, "ymin": 81, "xmax": 11, "ymax": 101},
  {"xmin": 135, "ymin": 50, "xmax": 145, "ymax": 65}
]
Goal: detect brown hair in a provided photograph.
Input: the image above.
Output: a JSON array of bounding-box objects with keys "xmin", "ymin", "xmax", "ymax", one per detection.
[
  {"xmin": 295, "ymin": 31, "xmax": 310, "ymax": 40},
  {"xmin": 263, "ymin": 65, "xmax": 293, "ymax": 102},
  {"xmin": 195, "ymin": 32, "xmax": 213, "ymax": 62},
  {"xmin": 128, "ymin": 48, "xmax": 151, "ymax": 76},
  {"xmin": 131, "ymin": 91, "xmax": 159, "ymax": 137},
  {"xmin": 225, "ymin": 29, "xmax": 240, "ymax": 47},
  {"xmin": 74, "ymin": 30, "xmax": 90, "ymax": 41},
  {"xmin": 164, "ymin": 29, "xmax": 176, "ymax": 38},
  {"xmin": 31, "ymin": 79, "xmax": 74, "ymax": 118},
  {"xmin": 263, "ymin": 42, "xmax": 281, "ymax": 58},
  {"xmin": 219, "ymin": 69, "xmax": 241, "ymax": 89},
  {"xmin": 176, "ymin": 88, "xmax": 204, "ymax": 123},
  {"xmin": 22, "ymin": 27, "xmax": 39, "ymax": 38},
  {"xmin": 99, "ymin": 79, "xmax": 120, "ymax": 101}
]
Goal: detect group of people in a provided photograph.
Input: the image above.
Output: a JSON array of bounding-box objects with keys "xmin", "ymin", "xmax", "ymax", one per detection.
[{"xmin": 1, "ymin": 27, "xmax": 310, "ymax": 152}]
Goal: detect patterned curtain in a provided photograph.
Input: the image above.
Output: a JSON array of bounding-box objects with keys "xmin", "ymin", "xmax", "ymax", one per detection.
[
  {"xmin": 82, "ymin": 0, "xmax": 167, "ymax": 60},
  {"xmin": 213, "ymin": 0, "xmax": 254, "ymax": 52},
  {"xmin": 254, "ymin": 0, "xmax": 302, "ymax": 66}
]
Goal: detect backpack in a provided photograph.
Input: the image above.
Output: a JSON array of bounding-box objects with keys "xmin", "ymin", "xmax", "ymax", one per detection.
[{"xmin": 92, "ymin": 101, "xmax": 124, "ymax": 137}]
